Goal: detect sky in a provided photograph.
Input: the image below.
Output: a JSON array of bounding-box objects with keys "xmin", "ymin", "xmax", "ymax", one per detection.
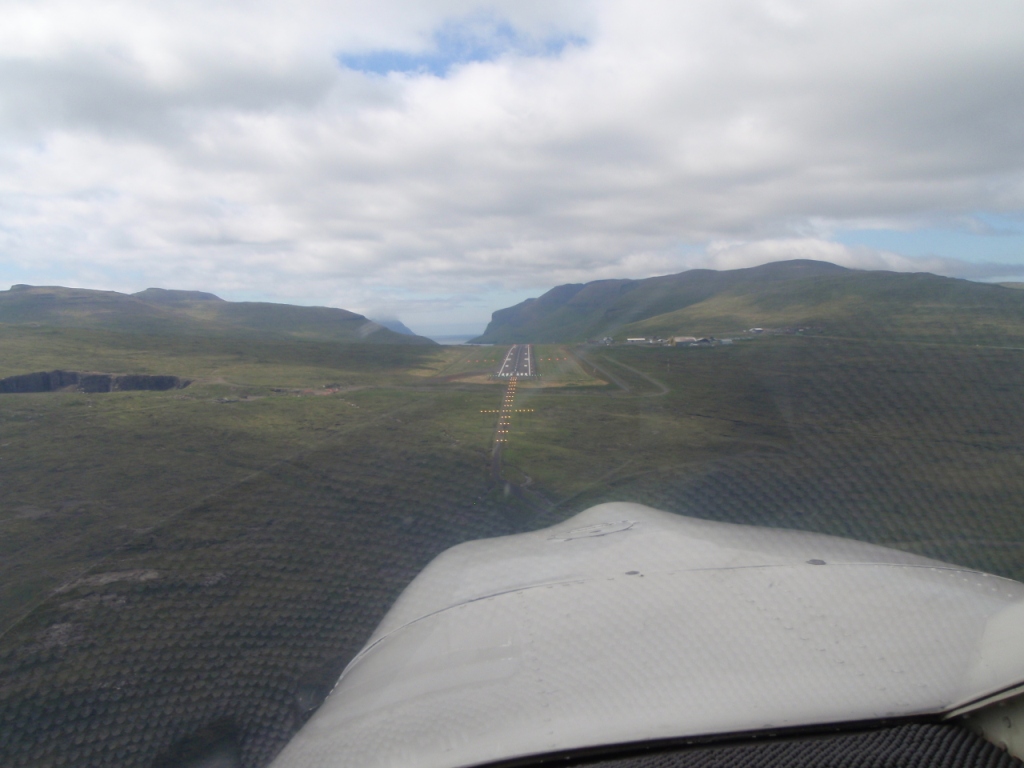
[{"xmin": 1, "ymin": 0, "xmax": 1022, "ymax": 336}]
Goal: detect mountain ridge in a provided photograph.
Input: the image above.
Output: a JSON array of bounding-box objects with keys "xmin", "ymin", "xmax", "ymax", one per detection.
[
  {"xmin": 471, "ymin": 260, "xmax": 1024, "ymax": 344},
  {"xmin": 0, "ymin": 285, "xmax": 436, "ymax": 345},
  {"xmin": 372, "ymin": 318, "xmax": 418, "ymax": 336},
  {"xmin": 471, "ymin": 260, "xmax": 850, "ymax": 342}
]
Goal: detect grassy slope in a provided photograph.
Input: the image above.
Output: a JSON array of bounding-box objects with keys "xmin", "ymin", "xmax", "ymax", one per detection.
[
  {"xmin": 0, "ymin": 286, "xmax": 219, "ymax": 336},
  {"xmin": 0, "ymin": 326, "xmax": 452, "ymax": 629},
  {"xmin": 161, "ymin": 299, "xmax": 429, "ymax": 344},
  {"xmin": 0, "ymin": 325, "xmax": 442, "ymax": 385},
  {"xmin": 622, "ymin": 271, "xmax": 1024, "ymax": 343},
  {"xmin": 0, "ymin": 285, "xmax": 434, "ymax": 345},
  {"xmin": 471, "ymin": 260, "xmax": 850, "ymax": 343},
  {"xmin": 548, "ymin": 340, "xmax": 1024, "ymax": 574},
  {"xmin": 472, "ymin": 262, "xmax": 1024, "ymax": 345}
]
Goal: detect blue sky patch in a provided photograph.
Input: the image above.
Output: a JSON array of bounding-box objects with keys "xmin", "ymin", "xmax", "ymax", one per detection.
[
  {"xmin": 338, "ymin": 17, "xmax": 585, "ymax": 77},
  {"xmin": 835, "ymin": 213, "xmax": 1024, "ymax": 266}
]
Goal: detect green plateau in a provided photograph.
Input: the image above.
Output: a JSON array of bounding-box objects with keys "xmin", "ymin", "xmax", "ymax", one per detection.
[{"xmin": 0, "ymin": 284, "xmax": 437, "ymax": 345}]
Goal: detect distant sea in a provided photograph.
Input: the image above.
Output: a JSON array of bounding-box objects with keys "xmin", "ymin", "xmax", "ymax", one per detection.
[{"xmin": 425, "ymin": 334, "xmax": 484, "ymax": 345}]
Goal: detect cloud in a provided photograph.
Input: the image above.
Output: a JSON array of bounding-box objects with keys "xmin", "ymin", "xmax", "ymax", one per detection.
[
  {"xmin": 0, "ymin": 0, "xmax": 1022, "ymax": 330},
  {"xmin": 338, "ymin": 14, "xmax": 585, "ymax": 76},
  {"xmin": 700, "ymin": 238, "xmax": 1024, "ymax": 281}
]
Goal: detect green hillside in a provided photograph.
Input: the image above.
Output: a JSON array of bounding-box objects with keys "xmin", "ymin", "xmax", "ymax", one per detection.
[
  {"xmin": 470, "ymin": 260, "xmax": 849, "ymax": 342},
  {"xmin": 622, "ymin": 270, "xmax": 1024, "ymax": 343},
  {"xmin": 471, "ymin": 261, "xmax": 1024, "ymax": 344},
  {"xmin": 0, "ymin": 284, "xmax": 435, "ymax": 345}
]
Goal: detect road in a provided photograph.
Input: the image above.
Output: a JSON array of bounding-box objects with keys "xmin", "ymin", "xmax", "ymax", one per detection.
[{"xmin": 496, "ymin": 344, "xmax": 535, "ymax": 378}]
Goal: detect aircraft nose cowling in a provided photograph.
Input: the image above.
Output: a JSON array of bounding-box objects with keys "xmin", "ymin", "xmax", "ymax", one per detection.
[{"xmin": 269, "ymin": 502, "xmax": 1024, "ymax": 768}]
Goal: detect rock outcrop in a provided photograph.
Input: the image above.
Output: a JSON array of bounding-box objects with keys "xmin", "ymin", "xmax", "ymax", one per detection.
[{"xmin": 0, "ymin": 371, "xmax": 190, "ymax": 393}]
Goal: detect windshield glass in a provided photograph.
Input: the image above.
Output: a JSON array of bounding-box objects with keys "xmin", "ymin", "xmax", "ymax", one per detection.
[{"xmin": 1, "ymin": 2, "xmax": 1023, "ymax": 768}]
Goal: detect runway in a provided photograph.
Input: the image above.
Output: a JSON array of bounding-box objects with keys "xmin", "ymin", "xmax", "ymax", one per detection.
[{"xmin": 496, "ymin": 344, "xmax": 535, "ymax": 377}]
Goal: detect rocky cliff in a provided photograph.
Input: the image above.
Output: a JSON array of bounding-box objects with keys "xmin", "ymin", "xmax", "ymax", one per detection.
[{"xmin": 0, "ymin": 371, "xmax": 190, "ymax": 393}]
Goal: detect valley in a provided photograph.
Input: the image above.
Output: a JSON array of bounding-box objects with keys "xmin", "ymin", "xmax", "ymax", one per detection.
[{"xmin": 1, "ymin": 264, "xmax": 1024, "ymax": 767}]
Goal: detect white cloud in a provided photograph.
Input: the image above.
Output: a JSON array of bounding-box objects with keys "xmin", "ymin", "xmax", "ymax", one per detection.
[
  {"xmin": 0, "ymin": 0, "xmax": 1023, "ymax": 330},
  {"xmin": 699, "ymin": 238, "xmax": 1021, "ymax": 280}
]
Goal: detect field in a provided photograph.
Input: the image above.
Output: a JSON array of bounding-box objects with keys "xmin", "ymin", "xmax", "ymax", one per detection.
[
  {"xmin": 531, "ymin": 345, "xmax": 601, "ymax": 386},
  {"xmin": 1, "ymin": 323, "xmax": 1023, "ymax": 767}
]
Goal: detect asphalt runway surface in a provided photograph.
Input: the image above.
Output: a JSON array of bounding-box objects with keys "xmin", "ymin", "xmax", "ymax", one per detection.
[{"xmin": 497, "ymin": 344, "xmax": 534, "ymax": 377}]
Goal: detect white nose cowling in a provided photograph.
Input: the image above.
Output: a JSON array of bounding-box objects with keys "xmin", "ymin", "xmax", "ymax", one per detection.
[{"xmin": 269, "ymin": 502, "xmax": 1024, "ymax": 768}]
